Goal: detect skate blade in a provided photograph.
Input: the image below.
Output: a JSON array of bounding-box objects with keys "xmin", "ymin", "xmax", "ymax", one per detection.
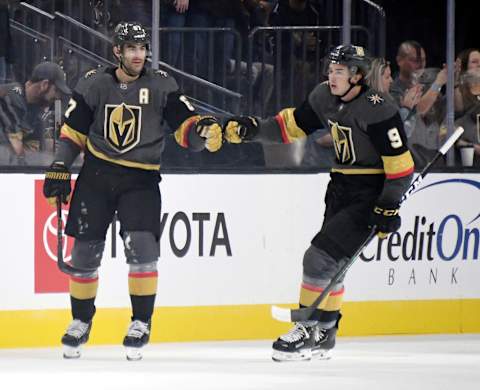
[
  {"xmin": 272, "ymin": 348, "xmax": 313, "ymax": 362},
  {"xmin": 63, "ymin": 345, "xmax": 81, "ymax": 359},
  {"xmin": 125, "ymin": 347, "xmax": 143, "ymax": 361},
  {"xmin": 312, "ymin": 348, "xmax": 332, "ymax": 360}
]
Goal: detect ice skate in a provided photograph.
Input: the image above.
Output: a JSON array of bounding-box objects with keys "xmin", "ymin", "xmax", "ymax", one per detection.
[
  {"xmin": 123, "ymin": 319, "xmax": 151, "ymax": 361},
  {"xmin": 61, "ymin": 319, "xmax": 92, "ymax": 359},
  {"xmin": 272, "ymin": 321, "xmax": 337, "ymax": 362}
]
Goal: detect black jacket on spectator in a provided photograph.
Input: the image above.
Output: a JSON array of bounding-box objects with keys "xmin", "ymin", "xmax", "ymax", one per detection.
[
  {"xmin": 270, "ymin": 0, "xmax": 321, "ymax": 27},
  {"xmin": 196, "ymin": 0, "xmax": 246, "ymax": 18},
  {"xmin": 0, "ymin": 4, "xmax": 14, "ymax": 63}
]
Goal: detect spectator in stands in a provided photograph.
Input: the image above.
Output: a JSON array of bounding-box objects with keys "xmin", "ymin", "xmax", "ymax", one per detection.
[
  {"xmin": 391, "ymin": 41, "xmax": 448, "ymax": 167},
  {"xmin": 0, "ymin": 62, "xmax": 71, "ymax": 165},
  {"xmin": 228, "ymin": 0, "xmax": 274, "ymax": 116},
  {"xmin": 188, "ymin": 1, "xmax": 241, "ymax": 81},
  {"xmin": 454, "ymin": 68, "xmax": 480, "ymax": 167},
  {"xmin": 454, "ymin": 48, "xmax": 480, "ymax": 116},
  {"xmin": 160, "ymin": 0, "xmax": 190, "ymax": 69},
  {"xmin": 367, "ymin": 57, "xmax": 421, "ymax": 137},
  {"xmin": 269, "ymin": 0, "xmax": 322, "ymax": 106},
  {"xmin": 110, "ymin": 0, "xmax": 150, "ymax": 27},
  {"xmin": 0, "ymin": 0, "xmax": 14, "ymax": 84}
]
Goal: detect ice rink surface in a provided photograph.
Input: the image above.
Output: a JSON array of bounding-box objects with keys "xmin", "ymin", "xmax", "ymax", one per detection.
[{"xmin": 1, "ymin": 334, "xmax": 479, "ymax": 390}]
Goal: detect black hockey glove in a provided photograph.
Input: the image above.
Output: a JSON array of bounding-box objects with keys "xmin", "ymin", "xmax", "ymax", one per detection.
[
  {"xmin": 195, "ymin": 116, "xmax": 223, "ymax": 152},
  {"xmin": 43, "ymin": 162, "xmax": 71, "ymax": 206},
  {"xmin": 223, "ymin": 116, "xmax": 259, "ymax": 143},
  {"xmin": 368, "ymin": 204, "xmax": 401, "ymax": 239}
]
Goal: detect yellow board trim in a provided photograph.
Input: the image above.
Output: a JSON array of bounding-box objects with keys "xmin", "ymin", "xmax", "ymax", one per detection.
[
  {"xmin": 86, "ymin": 139, "xmax": 160, "ymax": 171},
  {"xmin": 1, "ymin": 300, "xmax": 479, "ymax": 348}
]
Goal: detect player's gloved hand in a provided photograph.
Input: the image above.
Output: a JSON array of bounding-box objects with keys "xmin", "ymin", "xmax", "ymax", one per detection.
[
  {"xmin": 368, "ymin": 204, "xmax": 401, "ymax": 239},
  {"xmin": 223, "ymin": 116, "xmax": 259, "ymax": 143},
  {"xmin": 195, "ymin": 116, "xmax": 223, "ymax": 152},
  {"xmin": 43, "ymin": 162, "xmax": 71, "ymax": 206}
]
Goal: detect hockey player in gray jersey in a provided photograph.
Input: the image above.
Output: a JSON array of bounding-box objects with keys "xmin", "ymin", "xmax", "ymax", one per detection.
[
  {"xmin": 42, "ymin": 22, "xmax": 223, "ymax": 360},
  {"xmin": 224, "ymin": 45, "xmax": 415, "ymax": 361}
]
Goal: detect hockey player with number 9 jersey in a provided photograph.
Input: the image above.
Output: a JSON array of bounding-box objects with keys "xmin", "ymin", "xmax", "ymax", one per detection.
[{"xmin": 224, "ymin": 44, "xmax": 415, "ymax": 361}]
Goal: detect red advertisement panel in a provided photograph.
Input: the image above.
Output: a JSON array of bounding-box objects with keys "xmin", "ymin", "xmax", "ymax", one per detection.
[{"xmin": 34, "ymin": 180, "xmax": 73, "ymax": 293}]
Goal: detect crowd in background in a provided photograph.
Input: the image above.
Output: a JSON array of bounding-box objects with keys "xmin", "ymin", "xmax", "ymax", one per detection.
[{"xmin": 0, "ymin": 0, "xmax": 479, "ymax": 169}]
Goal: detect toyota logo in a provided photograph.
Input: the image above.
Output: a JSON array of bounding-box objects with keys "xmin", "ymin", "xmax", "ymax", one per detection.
[{"xmin": 43, "ymin": 209, "xmax": 72, "ymax": 262}]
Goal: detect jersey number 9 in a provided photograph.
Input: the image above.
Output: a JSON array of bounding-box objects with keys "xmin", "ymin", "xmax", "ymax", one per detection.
[{"xmin": 387, "ymin": 127, "xmax": 403, "ymax": 149}]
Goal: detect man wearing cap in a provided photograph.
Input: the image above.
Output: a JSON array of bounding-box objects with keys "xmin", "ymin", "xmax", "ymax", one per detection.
[{"xmin": 0, "ymin": 61, "xmax": 71, "ymax": 165}]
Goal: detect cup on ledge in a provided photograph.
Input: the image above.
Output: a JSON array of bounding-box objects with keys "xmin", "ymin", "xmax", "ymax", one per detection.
[{"xmin": 459, "ymin": 144, "xmax": 475, "ymax": 167}]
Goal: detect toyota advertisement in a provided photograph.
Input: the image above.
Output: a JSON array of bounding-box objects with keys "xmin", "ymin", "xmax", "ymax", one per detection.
[{"xmin": 0, "ymin": 173, "xmax": 477, "ymax": 311}]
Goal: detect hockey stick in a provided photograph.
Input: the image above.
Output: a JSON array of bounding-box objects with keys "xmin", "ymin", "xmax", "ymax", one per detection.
[
  {"xmin": 271, "ymin": 126, "xmax": 465, "ymax": 323},
  {"xmin": 56, "ymin": 197, "xmax": 96, "ymax": 277}
]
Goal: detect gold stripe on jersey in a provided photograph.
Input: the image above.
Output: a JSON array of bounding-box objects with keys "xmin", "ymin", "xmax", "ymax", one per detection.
[
  {"xmin": 70, "ymin": 276, "xmax": 98, "ymax": 300},
  {"xmin": 275, "ymin": 108, "xmax": 307, "ymax": 144},
  {"xmin": 61, "ymin": 123, "xmax": 87, "ymax": 148},
  {"xmin": 174, "ymin": 115, "xmax": 200, "ymax": 148},
  {"xmin": 86, "ymin": 139, "xmax": 160, "ymax": 171},
  {"xmin": 331, "ymin": 167, "xmax": 385, "ymax": 174},
  {"xmin": 382, "ymin": 150, "xmax": 415, "ymax": 179}
]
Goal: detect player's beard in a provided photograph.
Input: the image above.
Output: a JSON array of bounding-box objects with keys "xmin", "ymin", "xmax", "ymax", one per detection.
[{"xmin": 121, "ymin": 59, "xmax": 144, "ymax": 77}]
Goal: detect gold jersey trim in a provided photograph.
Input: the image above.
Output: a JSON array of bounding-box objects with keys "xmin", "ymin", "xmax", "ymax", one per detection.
[
  {"xmin": 60, "ymin": 123, "xmax": 87, "ymax": 148},
  {"xmin": 174, "ymin": 115, "xmax": 200, "ymax": 148},
  {"xmin": 86, "ymin": 139, "xmax": 160, "ymax": 171},
  {"xmin": 276, "ymin": 108, "xmax": 307, "ymax": 144},
  {"xmin": 331, "ymin": 167, "xmax": 385, "ymax": 174},
  {"xmin": 382, "ymin": 150, "xmax": 415, "ymax": 177}
]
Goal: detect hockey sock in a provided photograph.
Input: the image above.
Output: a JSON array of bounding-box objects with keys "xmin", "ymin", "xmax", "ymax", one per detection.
[
  {"xmin": 128, "ymin": 271, "xmax": 158, "ymax": 323},
  {"xmin": 69, "ymin": 275, "xmax": 98, "ymax": 322},
  {"xmin": 299, "ymin": 282, "xmax": 344, "ymax": 326}
]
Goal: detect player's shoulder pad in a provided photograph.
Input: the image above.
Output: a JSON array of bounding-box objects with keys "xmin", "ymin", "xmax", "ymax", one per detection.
[
  {"xmin": 153, "ymin": 69, "xmax": 169, "ymax": 78},
  {"xmin": 145, "ymin": 68, "xmax": 178, "ymax": 93},
  {"xmin": 75, "ymin": 66, "xmax": 110, "ymax": 94},
  {"xmin": 81, "ymin": 67, "xmax": 111, "ymax": 82},
  {"xmin": 308, "ymin": 81, "xmax": 331, "ymax": 105},
  {"xmin": 360, "ymin": 87, "xmax": 398, "ymax": 123}
]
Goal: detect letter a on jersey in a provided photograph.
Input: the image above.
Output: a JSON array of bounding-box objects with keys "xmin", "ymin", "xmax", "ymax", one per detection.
[{"xmin": 104, "ymin": 103, "xmax": 142, "ymax": 153}]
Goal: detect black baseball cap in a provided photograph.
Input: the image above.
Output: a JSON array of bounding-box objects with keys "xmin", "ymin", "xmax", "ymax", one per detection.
[{"xmin": 31, "ymin": 62, "xmax": 71, "ymax": 95}]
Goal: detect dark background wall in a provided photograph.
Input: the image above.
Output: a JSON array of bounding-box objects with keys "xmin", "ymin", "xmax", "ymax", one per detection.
[{"xmin": 378, "ymin": 0, "xmax": 477, "ymax": 72}]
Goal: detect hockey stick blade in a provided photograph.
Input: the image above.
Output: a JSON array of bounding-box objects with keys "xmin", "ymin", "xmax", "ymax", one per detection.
[
  {"xmin": 56, "ymin": 198, "xmax": 96, "ymax": 277},
  {"xmin": 271, "ymin": 127, "xmax": 464, "ymax": 323}
]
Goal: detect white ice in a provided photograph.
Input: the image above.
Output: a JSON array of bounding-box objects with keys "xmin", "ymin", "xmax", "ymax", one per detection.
[{"xmin": 1, "ymin": 334, "xmax": 479, "ymax": 390}]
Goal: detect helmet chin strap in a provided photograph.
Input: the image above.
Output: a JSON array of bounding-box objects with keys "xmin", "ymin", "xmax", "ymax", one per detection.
[{"xmin": 339, "ymin": 78, "xmax": 358, "ymax": 98}]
